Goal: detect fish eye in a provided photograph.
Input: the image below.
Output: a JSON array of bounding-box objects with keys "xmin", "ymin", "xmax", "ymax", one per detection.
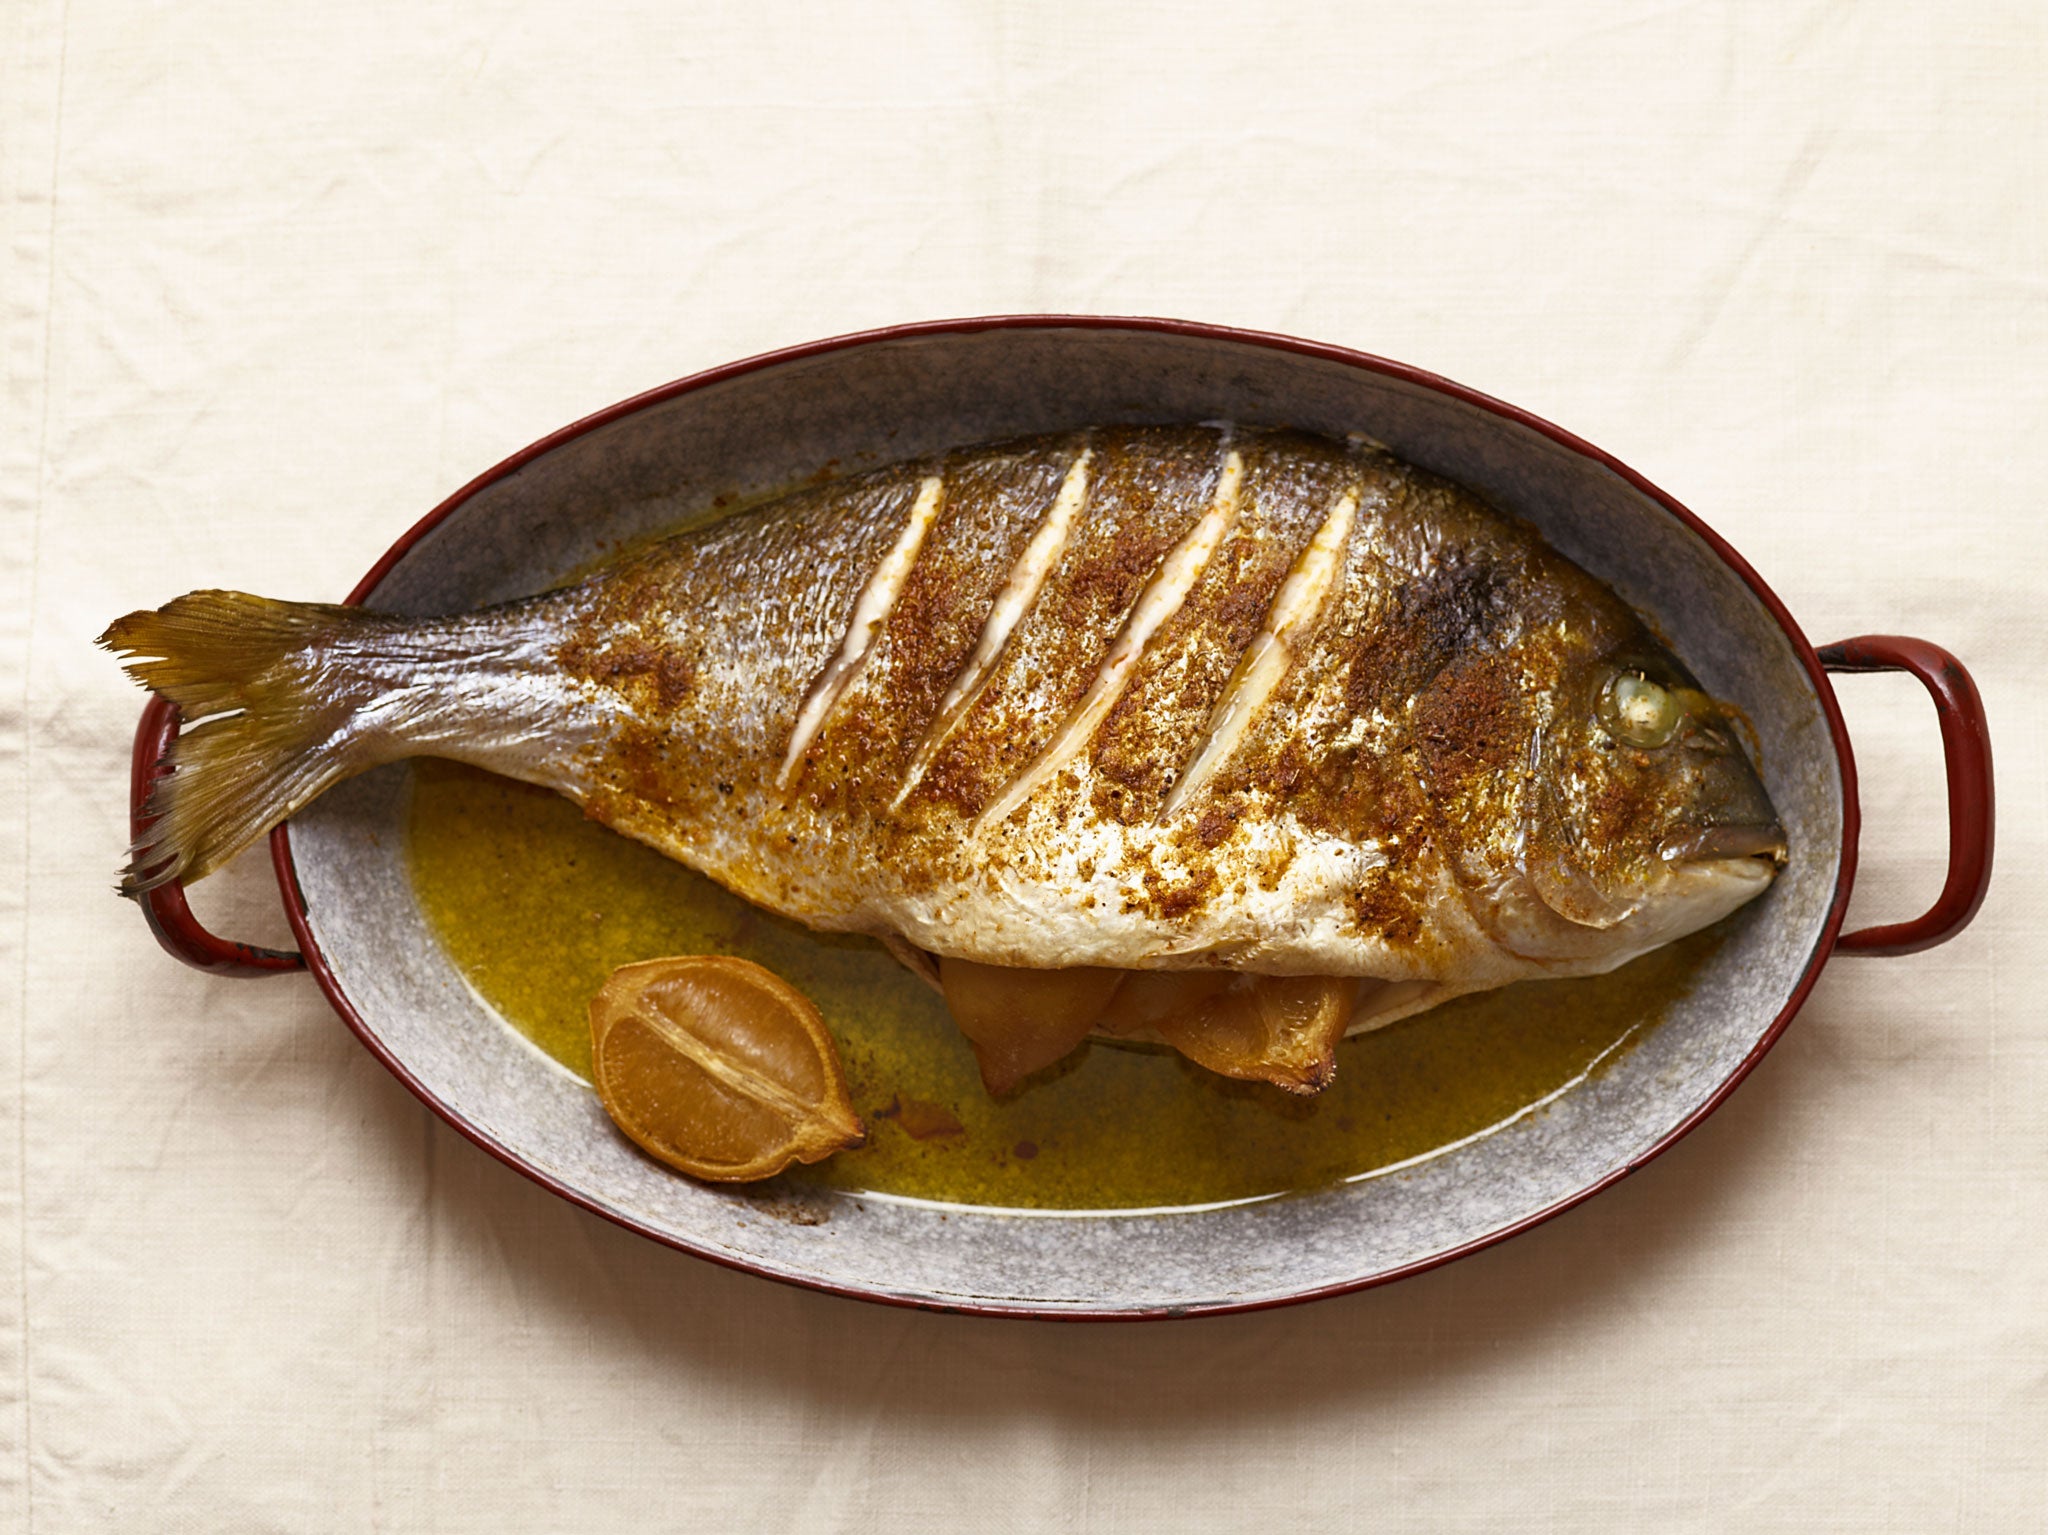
[{"xmin": 1600, "ymin": 671, "xmax": 1682, "ymax": 748}]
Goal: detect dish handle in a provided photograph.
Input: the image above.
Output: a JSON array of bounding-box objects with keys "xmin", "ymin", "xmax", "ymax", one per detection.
[
  {"xmin": 1820, "ymin": 635, "xmax": 1994, "ymax": 956},
  {"xmin": 127, "ymin": 695, "xmax": 306, "ymax": 976}
]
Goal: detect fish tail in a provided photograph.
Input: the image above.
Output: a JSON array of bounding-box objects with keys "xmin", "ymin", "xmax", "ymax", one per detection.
[{"xmin": 100, "ymin": 590, "xmax": 430, "ymax": 894}]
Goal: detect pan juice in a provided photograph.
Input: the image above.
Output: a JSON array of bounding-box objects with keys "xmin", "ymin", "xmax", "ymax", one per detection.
[{"xmin": 407, "ymin": 759, "xmax": 1720, "ymax": 1211}]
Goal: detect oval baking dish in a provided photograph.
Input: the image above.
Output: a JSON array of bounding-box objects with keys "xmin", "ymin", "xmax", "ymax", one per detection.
[{"xmin": 126, "ymin": 317, "xmax": 1994, "ymax": 1319}]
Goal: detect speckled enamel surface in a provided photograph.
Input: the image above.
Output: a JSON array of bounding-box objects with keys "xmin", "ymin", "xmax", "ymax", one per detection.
[{"xmin": 286, "ymin": 325, "xmax": 1844, "ymax": 1315}]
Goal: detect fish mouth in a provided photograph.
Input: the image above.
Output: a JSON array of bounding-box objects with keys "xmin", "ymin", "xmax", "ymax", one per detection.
[{"xmin": 1659, "ymin": 822, "xmax": 1789, "ymax": 866}]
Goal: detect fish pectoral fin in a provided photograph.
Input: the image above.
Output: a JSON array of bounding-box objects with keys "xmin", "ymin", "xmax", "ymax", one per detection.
[{"xmin": 1526, "ymin": 846, "xmax": 1643, "ymax": 930}]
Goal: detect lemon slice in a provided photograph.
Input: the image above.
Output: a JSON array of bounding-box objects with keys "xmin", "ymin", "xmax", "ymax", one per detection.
[{"xmin": 589, "ymin": 956, "xmax": 864, "ymax": 1182}]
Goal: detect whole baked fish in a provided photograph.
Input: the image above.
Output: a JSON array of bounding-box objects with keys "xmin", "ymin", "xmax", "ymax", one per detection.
[{"xmin": 104, "ymin": 426, "xmax": 1785, "ymax": 1092}]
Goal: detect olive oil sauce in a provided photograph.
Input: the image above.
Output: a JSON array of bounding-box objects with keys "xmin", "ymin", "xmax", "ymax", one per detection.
[{"xmin": 406, "ymin": 760, "xmax": 1719, "ymax": 1210}]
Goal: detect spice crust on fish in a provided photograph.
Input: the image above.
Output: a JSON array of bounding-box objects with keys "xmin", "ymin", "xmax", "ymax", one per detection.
[{"xmin": 103, "ymin": 425, "xmax": 1786, "ymax": 1092}]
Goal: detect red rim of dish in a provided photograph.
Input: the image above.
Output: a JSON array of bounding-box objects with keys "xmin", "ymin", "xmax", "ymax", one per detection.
[{"xmin": 267, "ymin": 314, "xmax": 1861, "ymax": 1321}]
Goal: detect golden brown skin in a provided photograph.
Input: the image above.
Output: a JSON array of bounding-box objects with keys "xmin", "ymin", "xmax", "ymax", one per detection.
[
  {"xmin": 535, "ymin": 426, "xmax": 1781, "ymax": 1003},
  {"xmin": 105, "ymin": 425, "xmax": 1783, "ymax": 1066}
]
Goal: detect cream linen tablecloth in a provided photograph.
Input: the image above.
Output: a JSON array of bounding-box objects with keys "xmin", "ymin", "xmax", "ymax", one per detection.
[{"xmin": 4, "ymin": 4, "xmax": 2043, "ymax": 1529}]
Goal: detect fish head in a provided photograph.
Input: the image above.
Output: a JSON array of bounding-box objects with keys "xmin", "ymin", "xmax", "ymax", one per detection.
[{"xmin": 1493, "ymin": 639, "xmax": 1786, "ymax": 963}]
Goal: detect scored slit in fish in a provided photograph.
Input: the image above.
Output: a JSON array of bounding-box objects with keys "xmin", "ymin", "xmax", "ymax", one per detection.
[{"xmin": 102, "ymin": 424, "xmax": 1786, "ymax": 1095}]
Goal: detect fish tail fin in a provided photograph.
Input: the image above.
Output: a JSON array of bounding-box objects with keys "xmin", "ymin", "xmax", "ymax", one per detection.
[{"xmin": 100, "ymin": 590, "xmax": 418, "ymax": 895}]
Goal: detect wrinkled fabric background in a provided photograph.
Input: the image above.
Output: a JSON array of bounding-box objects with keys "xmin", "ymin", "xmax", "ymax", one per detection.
[{"xmin": 3, "ymin": 4, "xmax": 2043, "ymax": 1529}]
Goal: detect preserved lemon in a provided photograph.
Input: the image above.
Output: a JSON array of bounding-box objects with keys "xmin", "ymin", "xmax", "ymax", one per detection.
[
  {"xmin": 1148, "ymin": 977, "xmax": 1359, "ymax": 1094},
  {"xmin": 589, "ymin": 956, "xmax": 863, "ymax": 1182},
  {"xmin": 936, "ymin": 958, "xmax": 1123, "ymax": 1095}
]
